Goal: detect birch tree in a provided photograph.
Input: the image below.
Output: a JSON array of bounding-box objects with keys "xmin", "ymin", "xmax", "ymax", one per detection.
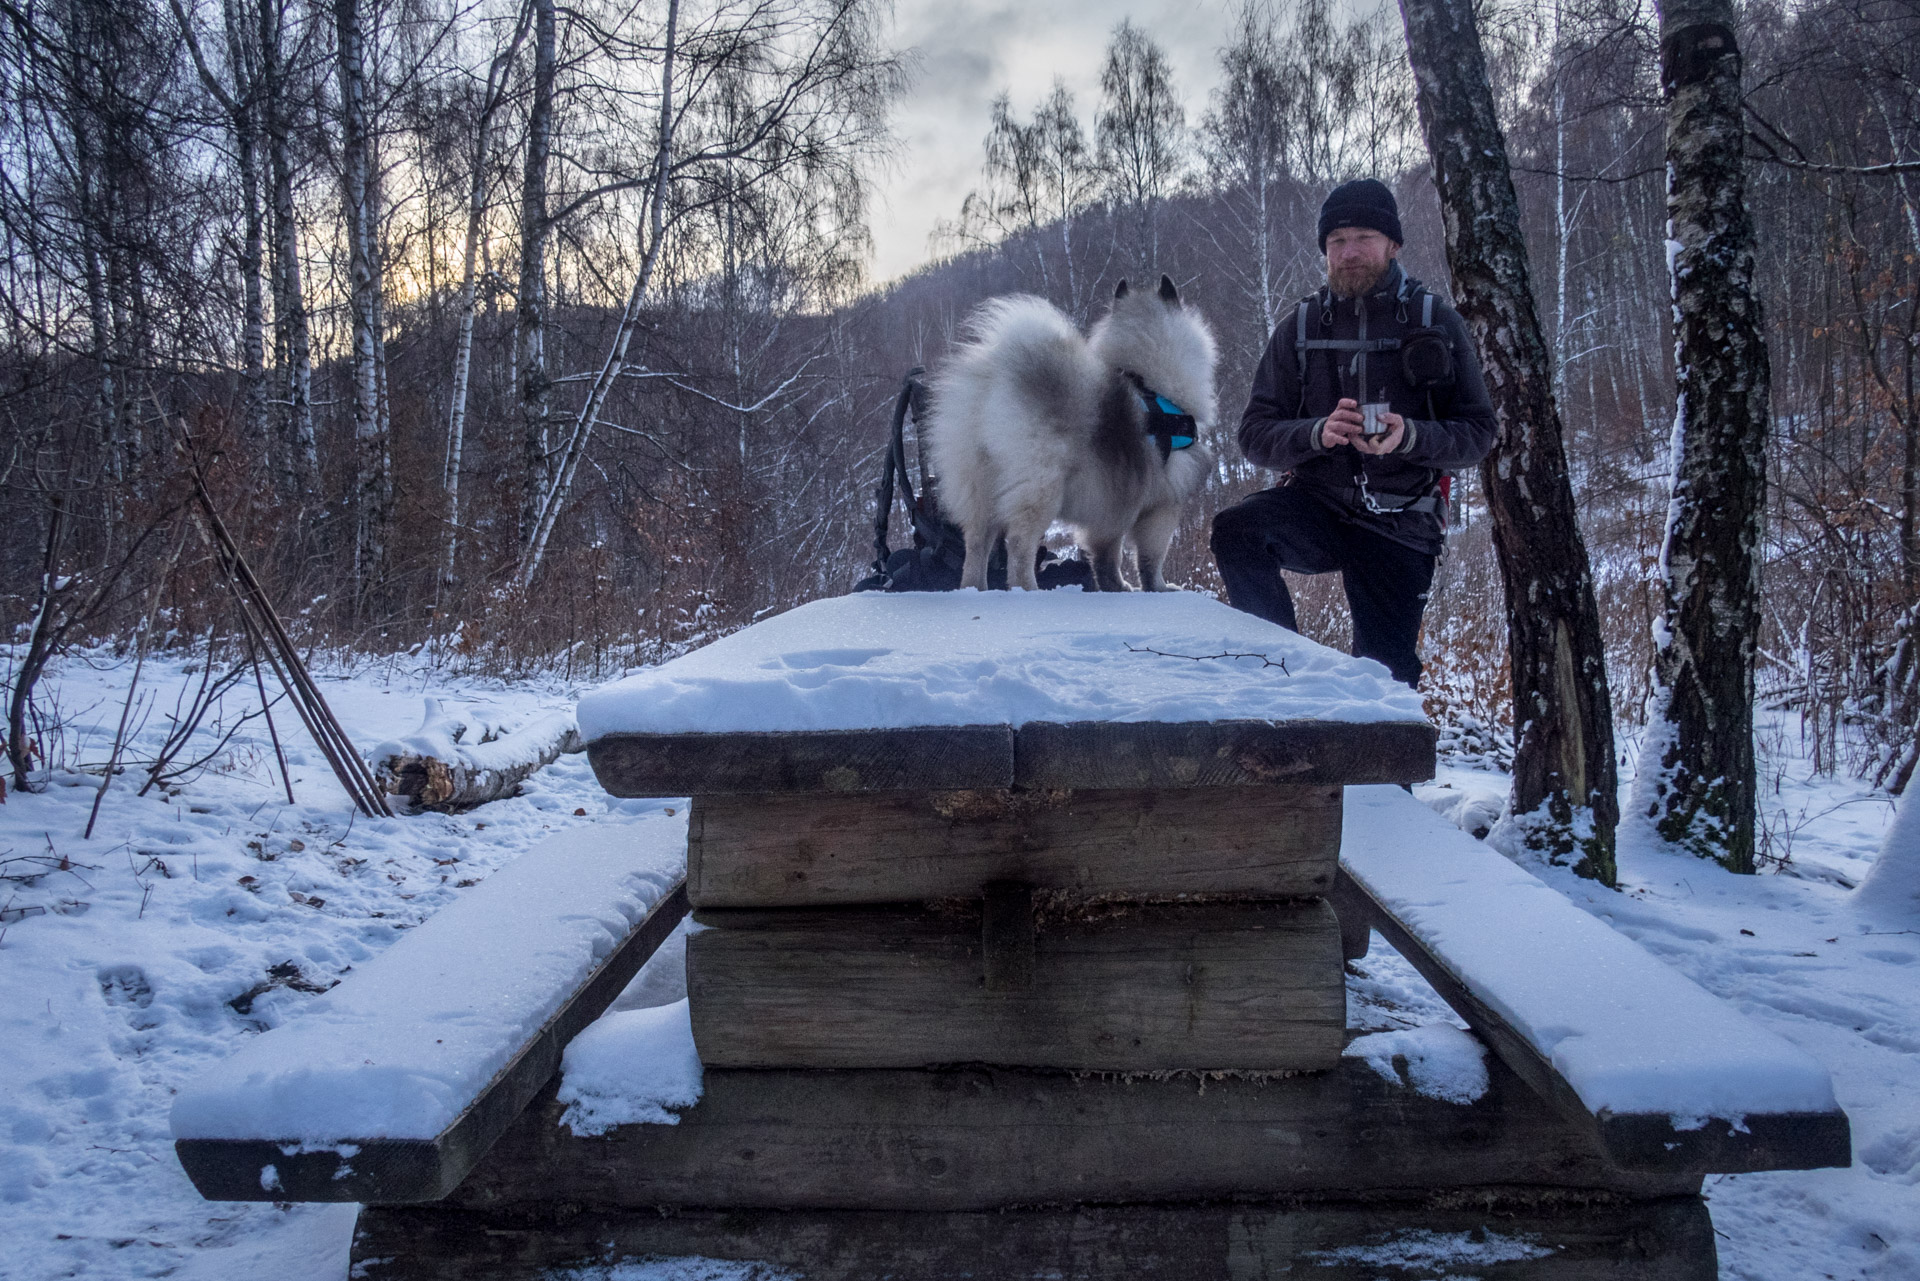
[
  {"xmin": 516, "ymin": 0, "xmax": 554, "ymax": 544},
  {"xmin": 259, "ymin": 0, "xmax": 316, "ymax": 497},
  {"xmin": 444, "ymin": 1, "xmax": 529, "ymax": 589},
  {"xmin": 1400, "ymin": 0, "xmax": 1620, "ymax": 882},
  {"xmin": 957, "ymin": 81, "xmax": 1098, "ymax": 314},
  {"xmin": 14, "ymin": 0, "xmax": 179, "ymax": 493},
  {"xmin": 1644, "ymin": 0, "xmax": 1770, "ymax": 873},
  {"xmin": 1202, "ymin": 1, "xmax": 1295, "ymax": 338},
  {"xmin": 1095, "ymin": 19, "xmax": 1185, "ymax": 270},
  {"xmin": 1032, "ymin": 82, "xmax": 1100, "ymax": 318},
  {"xmin": 336, "ymin": 0, "xmax": 391, "ymax": 606},
  {"xmin": 171, "ymin": 0, "xmax": 270, "ymax": 448},
  {"xmin": 957, "ymin": 93, "xmax": 1052, "ymax": 287}
]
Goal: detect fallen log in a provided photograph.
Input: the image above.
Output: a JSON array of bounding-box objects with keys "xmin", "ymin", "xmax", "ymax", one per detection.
[{"xmin": 375, "ymin": 699, "xmax": 582, "ymax": 812}]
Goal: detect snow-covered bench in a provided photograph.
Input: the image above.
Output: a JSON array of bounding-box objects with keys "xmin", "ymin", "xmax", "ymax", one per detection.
[
  {"xmin": 1334, "ymin": 785, "xmax": 1851, "ymax": 1173},
  {"xmin": 170, "ymin": 824, "xmax": 689, "ymax": 1203}
]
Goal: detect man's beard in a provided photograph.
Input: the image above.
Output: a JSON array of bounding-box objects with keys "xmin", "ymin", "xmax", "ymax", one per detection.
[{"xmin": 1328, "ymin": 259, "xmax": 1390, "ymax": 299}]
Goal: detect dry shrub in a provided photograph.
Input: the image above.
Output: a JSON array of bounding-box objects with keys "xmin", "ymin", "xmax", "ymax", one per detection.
[{"xmin": 1419, "ymin": 518, "xmax": 1513, "ymax": 760}]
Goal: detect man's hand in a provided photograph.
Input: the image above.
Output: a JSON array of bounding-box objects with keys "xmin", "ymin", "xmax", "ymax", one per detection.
[{"xmin": 1321, "ymin": 398, "xmax": 1405, "ymax": 454}]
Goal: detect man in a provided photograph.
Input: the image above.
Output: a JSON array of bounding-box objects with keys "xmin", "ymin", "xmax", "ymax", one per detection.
[{"xmin": 1211, "ymin": 179, "xmax": 1496, "ymax": 687}]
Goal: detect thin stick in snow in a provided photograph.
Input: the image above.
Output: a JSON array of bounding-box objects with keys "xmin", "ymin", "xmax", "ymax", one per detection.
[{"xmin": 84, "ymin": 526, "xmax": 186, "ymax": 838}]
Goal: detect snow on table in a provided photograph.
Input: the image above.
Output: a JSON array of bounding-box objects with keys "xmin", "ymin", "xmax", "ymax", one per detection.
[
  {"xmin": 170, "ymin": 823, "xmax": 686, "ymax": 1143},
  {"xmin": 1341, "ymin": 785, "xmax": 1838, "ymax": 1124},
  {"xmin": 576, "ymin": 591, "xmax": 1424, "ymax": 740}
]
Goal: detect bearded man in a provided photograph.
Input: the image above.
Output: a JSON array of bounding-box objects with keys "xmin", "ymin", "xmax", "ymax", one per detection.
[{"xmin": 1210, "ymin": 179, "xmax": 1496, "ymax": 688}]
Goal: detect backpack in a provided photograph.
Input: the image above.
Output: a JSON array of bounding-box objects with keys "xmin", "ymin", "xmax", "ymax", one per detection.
[{"xmin": 853, "ymin": 370, "xmax": 1095, "ymax": 593}]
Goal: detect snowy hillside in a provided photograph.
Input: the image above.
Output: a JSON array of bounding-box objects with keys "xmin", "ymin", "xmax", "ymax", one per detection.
[{"xmin": 0, "ymin": 644, "xmax": 1915, "ymax": 1280}]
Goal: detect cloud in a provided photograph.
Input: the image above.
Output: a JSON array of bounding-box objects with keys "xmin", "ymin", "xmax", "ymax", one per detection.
[{"xmin": 870, "ymin": 0, "xmax": 1233, "ymax": 284}]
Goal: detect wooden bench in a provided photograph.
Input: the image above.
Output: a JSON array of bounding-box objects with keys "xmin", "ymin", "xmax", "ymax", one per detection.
[
  {"xmin": 170, "ymin": 823, "xmax": 690, "ymax": 1203},
  {"xmin": 1333, "ymin": 784, "xmax": 1851, "ymax": 1174}
]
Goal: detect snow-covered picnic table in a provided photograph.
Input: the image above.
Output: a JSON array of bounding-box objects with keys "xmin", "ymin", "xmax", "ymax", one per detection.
[
  {"xmin": 170, "ymin": 591, "xmax": 1850, "ymax": 1281},
  {"xmin": 577, "ymin": 590, "xmax": 1434, "ymax": 796}
]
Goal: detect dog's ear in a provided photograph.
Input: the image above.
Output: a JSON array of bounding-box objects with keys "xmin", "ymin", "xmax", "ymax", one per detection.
[
  {"xmin": 1158, "ymin": 275, "xmax": 1180, "ymax": 305},
  {"xmin": 1114, "ymin": 279, "xmax": 1130, "ymax": 300}
]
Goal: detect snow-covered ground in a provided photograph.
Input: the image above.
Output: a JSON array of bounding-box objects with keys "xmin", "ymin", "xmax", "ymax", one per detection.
[
  {"xmin": 1, "ymin": 642, "xmax": 1914, "ymax": 1279},
  {"xmin": 0, "ymin": 647, "xmax": 669, "ymax": 1280}
]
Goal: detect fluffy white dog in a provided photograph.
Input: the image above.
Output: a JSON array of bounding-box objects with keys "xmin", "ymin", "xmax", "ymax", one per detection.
[{"xmin": 927, "ymin": 276, "xmax": 1218, "ymax": 592}]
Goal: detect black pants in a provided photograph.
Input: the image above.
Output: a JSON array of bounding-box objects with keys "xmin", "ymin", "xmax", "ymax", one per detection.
[{"xmin": 1210, "ymin": 486, "xmax": 1435, "ymax": 688}]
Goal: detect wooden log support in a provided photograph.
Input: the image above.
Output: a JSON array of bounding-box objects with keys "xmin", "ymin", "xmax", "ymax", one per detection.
[
  {"xmin": 172, "ymin": 880, "xmax": 691, "ymax": 1203},
  {"xmin": 1328, "ymin": 861, "xmax": 1376, "ymax": 962},
  {"xmin": 981, "ymin": 881, "xmax": 1035, "ymax": 992},
  {"xmin": 588, "ymin": 719, "xmax": 1436, "ymax": 798},
  {"xmin": 1012, "ymin": 719, "xmax": 1436, "ymax": 790},
  {"xmin": 351, "ymin": 1196, "xmax": 1719, "ymax": 1281},
  {"xmin": 590, "ymin": 726, "xmax": 1016, "ymax": 796},
  {"xmin": 687, "ymin": 784, "xmax": 1341, "ymax": 907},
  {"xmin": 687, "ymin": 900, "xmax": 1346, "ymax": 1071},
  {"xmin": 447, "ymin": 1054, "xmax": 1698, "ymax": 1213}
]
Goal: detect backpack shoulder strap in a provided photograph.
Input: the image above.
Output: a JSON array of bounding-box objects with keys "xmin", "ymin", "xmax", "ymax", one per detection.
[
  {"xmin": 1293, "ymin": 296, "xmax": 1317, "ymax": 416},
  {"xmin": 1422, "ymin": 291, "xmax": 1434, "ymax": 328},
  {"xmin": 1294, "ymin": 296, "xmax": 1311, "ymax": 383}
]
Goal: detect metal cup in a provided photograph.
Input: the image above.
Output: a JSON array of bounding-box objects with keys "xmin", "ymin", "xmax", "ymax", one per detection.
[{"xmin": 1360, "ymin": 402, "xmax": 1391, "ymax": 440}]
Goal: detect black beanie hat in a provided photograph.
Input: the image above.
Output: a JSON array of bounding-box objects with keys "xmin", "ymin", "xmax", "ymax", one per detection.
[{"xmin": 1318, "ymin": 178, "xmax": 1403, "ymax": 251}]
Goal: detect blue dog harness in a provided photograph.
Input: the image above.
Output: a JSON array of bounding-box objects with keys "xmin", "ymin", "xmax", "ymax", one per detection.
[{"xmin": 1123, "ymin": 371, "xmax": 1197, "ymax": 460}]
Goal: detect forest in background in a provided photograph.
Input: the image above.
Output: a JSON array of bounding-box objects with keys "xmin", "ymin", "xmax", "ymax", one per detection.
[{"xmin": 2, "ymin": 0, "xmax": 1916, "ymax": 814}]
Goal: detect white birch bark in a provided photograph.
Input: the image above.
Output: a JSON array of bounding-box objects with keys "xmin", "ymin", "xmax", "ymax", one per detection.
[
  {"xmin": 443, "ymin": 13, "xmax": 528, "ymax": 593},
  {"xmin": 1551, "ymin": 0, "xmax": 1568, "ymax": 400},
  {"xmin": 1646, "ymin": 0, "xmax": 1770, "ymax": 873},
  {"xmin": 261, "ymin": 0, "xmax": 315, "ymax": 495},
  {"xmin": 516, "ymin": 0, "xmax": 555, "ymax": 547},
  {"xmin": 336, "ymin": 0, "xmax": 389, "ymax": 605}
]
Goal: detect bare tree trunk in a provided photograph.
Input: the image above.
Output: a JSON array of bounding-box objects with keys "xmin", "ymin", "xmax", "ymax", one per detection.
[
  {"xmin": 1645, "ymin": 0, "xmax": 1770, "ymax": 873},
  {"xmin": 444, "ymin": 15, "xmax": 526, "ymax": 595},
  {"xmin": 517, "ymin": 0, "xmax": 678, "ymax": 589},
  {"xmin": 61, "ymin": 36, "xmax": 121, "ymax": 488},
  {"xmin": 336, "ymin": 0, "xmax": 389, "ymax": 609},
  {"xmin": 1399, "ymin": 0, "xmax": 1619, "ymax": 882},
  {"xmin": 80, "ymin": 164, "xmax": 119, "ymax": 485},
  {"xmin": 516, "ymin": 0, "xmax": 555, "ymax": 548},
  {"xmin": 1255, "ymin": 162, "xmax": 1273, "ymax": 332},
  {"xmin": 223, "ymin": 0, "xmax": 267, "ymax": 450},
  {"xmin": 1885, "ymin": 132, "xmax": 1920, "ymax": 602},
  {"xmin": 9, "ymin": 500, "xmax": 68, "ymax": 794},
  {"xmin": 173, "ymin": 0, "xmax": 269, "ymax": 449},
  {"xmin": 261, "ymin": 0, "xmax": 314, "ymax": 497},
  {"xmin": 1551, "ymin": 1, "xmax": 1569, "ymax": 399},
  {"xmin": 1869, "ymin": 105, "xmax": 1919, "ymax": 795}
]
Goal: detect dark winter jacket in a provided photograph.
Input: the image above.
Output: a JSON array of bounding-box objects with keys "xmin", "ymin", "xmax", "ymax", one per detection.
[{"xmin": 1238, "ymin": 262, "xmax": 1497, "ymax": 555}]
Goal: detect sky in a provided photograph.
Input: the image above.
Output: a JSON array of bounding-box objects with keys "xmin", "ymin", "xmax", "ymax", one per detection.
[{"xmin": 867, "ymin": 0, "xmax": 1238, "ymax": 284}]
